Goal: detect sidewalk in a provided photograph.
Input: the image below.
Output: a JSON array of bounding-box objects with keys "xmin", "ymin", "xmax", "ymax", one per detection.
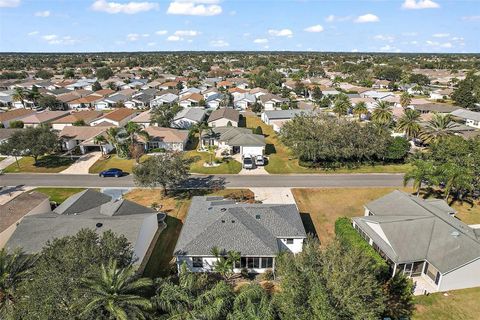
[
  {"xmin": 60, "ymin": 152, "xmax": 102, "ymax": 174},
  {"xmin": 250, "ymin": 187, "xmax": 296, "ymax": 204},
  {"xmin": 0, "ymin": 185, "xmax": 34, "ymax": 205},
  {"xmin": 0, "ymin": 156, "xmax": 21, "ymax": 170}
]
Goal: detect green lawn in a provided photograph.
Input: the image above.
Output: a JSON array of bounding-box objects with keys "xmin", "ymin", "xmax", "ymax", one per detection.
[
  {"xmin": 124, "ymin": 188, "xmax": 254, "ymax": 278},
  {"xmin": 34, "ymin": 188, "xmax": 86, "ymax": 204},
  {"xmin": 3, "ymin": 155, "xmax": 76, "ymax": 173},
  {"xmin": 245, "ymin": 115, "xmax": 411, "ymax": 174},
  {"xmin": 413, "ymin": 287, "xmax": 480, "ymax": 320},
  {"xmin": 186, "ymin": 150, "xmax": 242, "ymax": 174},
  {"xmin": 88, "ymin": 155, "xmax": 148, "ymax": 174},
  {"xmin": 0, "ymin": 157, "xmax": 5, "ymax": 162}
]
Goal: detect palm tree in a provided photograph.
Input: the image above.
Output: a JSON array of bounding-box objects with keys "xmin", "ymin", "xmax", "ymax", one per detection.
[
  {"xmin": 12, "ymin": 88, "xmax": 26, "ymax": 108},
  {"xmin": 371, "ymin": 100, "xmax": 393, "ymax": 125},
  {"xmin": 419, "ymin": 113, "xmax": 456, "ymax": 144},
  {"xmin": 104, "ymin": 127, "xmax": 128, "ymax": 158},
  {"xmin": 93, "ymin": 134, "xmax": 107, "ymax": 156},
  {"xmin": 81, "ymin": 259, "xmax": 152, "ymax": 320},
  {"xmin": 396, "ymin": 109, "xmax": 421, "ymax": 139},
  {"xmin": 438, "ymin": 162, "xmax": 473, "ymax": 201},
  {"xmin": 210, "ymin": 247, "xmax": 240, "ymax": 280},
  {"xmin": 227, "ymin": 284, "xmax": 275, "ymax": 320},
  {"xmin": 125, "ymin": 122, "xmax": 149, "ymax": 159},
  {"xmin": 332, "ymin": 94, "xmax": 351, "ymax": 118},
  {"xmin": 352, "ymin": 101, "xmax": 368, "ymax": 121},
  {"xmin": 0, "ymin": 249, "xmax": 36, "ymax": 318},
  {"xmin": 400, "ymin": 92, "xmax": 412, "ymax": 109},
  {"xmin": 403, "ymin": 160, "xmax": 435, "ymax": 196}
]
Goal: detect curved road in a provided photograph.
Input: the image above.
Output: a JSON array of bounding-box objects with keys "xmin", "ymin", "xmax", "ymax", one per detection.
[{"xmin": 0, "ymin": 173, "xmax": 405, "ymax": 189}]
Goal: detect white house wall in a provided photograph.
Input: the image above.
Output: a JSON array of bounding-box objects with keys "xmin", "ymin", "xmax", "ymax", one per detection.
[
  {"xmin": 209, "ymin": 118, "xmax": 238, "ymax": 127},
  {"xmin": 439, "ymin": 258, "xmax": 480, "ymax": 292},
  {"xmin": 278, "ymin": 238, "xmax": 304, "ymax": 254}
]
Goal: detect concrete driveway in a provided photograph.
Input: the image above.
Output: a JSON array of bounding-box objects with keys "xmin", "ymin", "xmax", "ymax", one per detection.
[
  {"xmin": 60, "ymin": 152, "xmax": 102, "ymax": 174},
  {"xmin": 250, "ymin": 187, "xmax": 296, "ymax": 204}
]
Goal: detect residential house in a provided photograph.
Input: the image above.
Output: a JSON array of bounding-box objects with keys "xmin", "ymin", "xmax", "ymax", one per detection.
[
  {"xmin": 59, "ymin": 126, "xmax": 114, "ymax": 154},
  {"xmin": 51, "ymin": 110, "xmax": 103, "ymax": 131},
  {"xmin": 89, "ymin": 108, "xmax": 139, "ymax": 127},
  {"xmin": 0, "ymin": 191, "xmax": 51, "ymax": 249},
  {"xmin": 216, "ymin": 80, "xmax": 233, "ymax": 89},
  {"xmin": 131, "ymin": 110, "xmax": 152, "ymax": 128},
  {"xmin": 6, "ymin": 189, "xmax": 166, "ymax": 271},
  {"xmin": 201, "ymin": 127, "xmax": 265, "ymax": 157},
  {"xmin": 67, "ymin": 95, "xmax": 103, "ymax": 110},
  {"xmin": 411, "ymin": 103, "xmax": 460, "ymax": 116},
  {"xmin": 158, "ymin": 81, "xmax": 179, "ymax": 90},
  {"xmin": 179, "ymin": 93, "xmax": 204, "ymax": 108},
  {"xmin": 205, "ymin": 93, "xmax": 224, "ymax": 109},
  {"xmin": 19, "ymin": 111, "xmax": 70, "ymax": 128},
  {"xmin": 94, "ymin": 93, "xmax": 129, "ymax": 110},
  {"xmin": 174, "ymin": 196, "xmax": 306, "ymax": 273},
  {"xmin": 261, "ymin": 109, "xmax": 311, "ymax": 132},
  {"xmin": 352, "ymin": 190, "xmax": 480, "ymax": 293},
  {"xmin": 172, "ymin": 107, "xmax": 206, "ymax": 129},
  {"xmin": 372, "ymin": 79, "xmax": 390, "ymax": 89},
  {"xmin": 430, "ymin": 88, "xmax": 454, "ymax": 100},
  {"xmin": 259, "ymin": 94, "xmax": 288, "ymax": 111},
  {"xmin": 361, "ymin": 90, "xmax": 394, "ymax": 101},
  {"xmin": 207, "ymin": 107, "xmax": 240, "ymax": 127},
  {"xmin": 142, "ymin": 127, "xmax": 189, "ymax": 152},
  {"xmin": 451, "ymin": 109, "xmax": 480, "ymax": 129},
  {"xmin": 0, "ymin": 109, "xmax": 35, "ymax": 127},
  {"xmin": 233, "ymin": 93, "xmax": 256, "ymax": 110},
  {"xmin": 249, "ymin": 88, "xmax": 269, "ymax": 99},
  {"xmin": 124, "ymin": 92, "xmax": 154, "ymax": 109},
  {"xmin": 150, "ymin": 93, "xmax": 179, "ymax": 108}
]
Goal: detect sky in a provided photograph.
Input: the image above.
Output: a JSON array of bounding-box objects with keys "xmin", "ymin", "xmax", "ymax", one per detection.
[{"xmin": 0, "ymin": 0, "xmax": 479, "ymax": 53}]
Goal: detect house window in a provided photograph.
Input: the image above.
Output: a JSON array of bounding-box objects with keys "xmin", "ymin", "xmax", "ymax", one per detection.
[
  {"xmin": 261, "ymin": 257, "xmax": 273, "ymax": 269},
  {"xmin": 285, "ymin": 238, "xmax": 294, "ymax": 244},
  {"xmin": 253, "ymin": 257, "xmax": 260, "ymax": 268},
  {"xmin": 192, "ymin": 257, "xmax": 203, "ymax": 268}
]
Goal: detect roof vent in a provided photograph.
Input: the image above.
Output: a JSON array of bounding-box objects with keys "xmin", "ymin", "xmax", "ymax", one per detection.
[
  {"xmin": 208, "ymin": 207, "xmax": 212, "ymax": 210},
  {"xmin": 96, "ymin": 222, "xmax": 103, "ymax": 228},
  {"xmin": 451, "ymin": 231, "xmax": 460, "ymax": 238},
  {"xmin": 255, "ymin": 214, "xmax": 261, "ymax": 220},
  {"xmin": 221, "ymin": 220, "xmax": 225, "ymax": 223},
  {"xmin": 220, "ymin": 208, "xmax": 227, "ymax": 212},
  {"xmin": 231, "ymin": 220, "xmax": 235, "ymax": 223}
]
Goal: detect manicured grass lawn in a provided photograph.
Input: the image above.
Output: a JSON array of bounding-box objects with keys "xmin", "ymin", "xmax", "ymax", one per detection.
[
  {"xmin": 453, "ymin": 201, "xmax": 480, "ymax": 225},
  {"xmin": 0, "ymin": 157, "xmax": 5, "ymax": 162},
  {"xmin": 124, "ymin": 188, "xmax": 254, "ymax": 278},
  {"xmin": 292, "ymin": 187, "xmax": 412, "ymax": 244},
  {"xmin": 186, "ymin": 150, "xmax": 242, "ymax": 174},
  {"xmin": 88, "ymin": 155, "xmax": 148, "ymax": 174},
  {"xmin": 245, "ymin": 115, "xmax": 411, "ymax": 174},
  {"xmin": 34, "ymin": 187, "xmax": 85, "ymax": 203},
  {"xmin": 413, "ymin": 287, "xmax": 480, "ymax": 320},
  {"xmin": 3, "ymin": 155, "xmax": 76, "ymax": 173}
]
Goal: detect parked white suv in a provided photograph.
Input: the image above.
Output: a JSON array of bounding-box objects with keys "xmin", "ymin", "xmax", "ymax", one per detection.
[
  {"xmin": 255, "ymin": 155, "xmax": 265, "ymax": 166},
  {"xmin": 243, "ymin": 155, "xmax": 254, "ymax": 169}
]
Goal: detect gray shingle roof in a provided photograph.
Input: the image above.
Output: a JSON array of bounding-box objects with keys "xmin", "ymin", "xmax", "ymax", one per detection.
[
  {"xmin": 174, "ymin": 107, "xmax": 206, "ymax": 122},
  {"xmin": 207, "ymin": 107, "xmax": 240, "ymax": 123},
  {"xmin": 201, "ymin": 127, "xmax": 265, "ymax": 147},
  {"xmin": 451, "ymin": 109, "xmax": 480, "ymax": 122},
  {"xmin": 353, "ymin": 190, "xmax": 480, "ymax": 274},
  {"xmin": 263, "ymin": 109, "xmax": 312, "ymax": 120},
  {"xmin": 174, "ymin": 197, "xmax": 306, "ymax": 256}
]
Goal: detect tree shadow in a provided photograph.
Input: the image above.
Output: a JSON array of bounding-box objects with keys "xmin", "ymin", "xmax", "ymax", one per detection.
[
  {"xmin": 238, "ymin": 115, "xmax": 246, "ymax": 128},
  {"xmin": 265, "ymin": 144, "xmax": 276, "ymax": 155},
  {"xmin": 34, "ymin": 155, "xmax": 76, "ymax": 168}
]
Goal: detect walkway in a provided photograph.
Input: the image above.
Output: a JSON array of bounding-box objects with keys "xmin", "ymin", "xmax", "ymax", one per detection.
[
  {"xmin": 60, "ymin": 152, "xmax": 102, "ymax": 174},
  {"xmin": 0, "ymin": 156, "xmax": 21, "ymax": 170},
  {"xmin": 250, "ymin": 187, "xmax": 296, "ymax": 204}
]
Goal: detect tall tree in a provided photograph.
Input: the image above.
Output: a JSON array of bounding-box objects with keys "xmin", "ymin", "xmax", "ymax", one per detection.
[
  {"xmin": 396, "ymin": 109, "xmax": 421, "ymax": 139},
  {"xmin": 438, "ymin": 161, "xmax": 473, "ymax": 201},
  {"xmin": 420, "ymin": 113, "xmax": 456, "ymax": 144},
  {"xmin": 81, "ymin": 259, "xmax": 153, "ymax": 320},
  {"xmin": 352, "ymin": 101, "xmax": 368, "ymax": 121},
  {"xmin": 371, "ymin": 100, "xmax": 393, "ymax": 126},
  {"xmin": 403, "ymin": 159, "xmax": 435, "ymax": 196},
  {"xmin": 332, "ymin": 94, "xmax": 351, "ymax": 118},
  {"xmin": 150, "ymin": 103, "xmax": 182, "ymax": 127},
  {"xmin": 227, "ymin": 284, "xmax": 275, "ymax": 320},
  {"xmin": 12, "ymin": 88, "xmax": 27, "ymax": 108},
  {"xmin": 0, "ymin": 249, "xmax": 36, "ymax": 319},
  {"xmin": 400, "ymin": 92, "xmax": 412, "ymax": 109},
  {"xmin": 133, "ymin": 153, "xmax": 190, "ymax": 195}
]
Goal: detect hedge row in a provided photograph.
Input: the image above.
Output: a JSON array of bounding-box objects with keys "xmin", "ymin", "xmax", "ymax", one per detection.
[{"xmin": 335, "ymin": 217, "xmax": 389, "ymax": 278}]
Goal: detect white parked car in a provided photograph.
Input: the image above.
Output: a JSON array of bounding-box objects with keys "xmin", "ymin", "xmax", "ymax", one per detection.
[
  {"xmin": 243, "ymin": 155, "xmax": 254, "ymax": 169},
  {"xmin": 255, "ymin": 155, "xmax": 265, "ymax": 166}
]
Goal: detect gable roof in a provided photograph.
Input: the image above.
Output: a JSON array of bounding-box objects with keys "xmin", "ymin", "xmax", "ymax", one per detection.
[
  {"xmin": 19, "ymin": 111, "xmax": 70, "ymax": 124},
  {"xmin": 0, "ymin": 191, "xmax": 49, "ymax": 233},
  {"xmin": 51, "ymin": 110, "xmax": 103, "ymax": 124},
  {"xmin": 451, "ymin": 109, "xmax": 480, "ymax": 122},
  {"xmin": 173, "ymin": 107, "xmax": 206, "ymax": 123},
  {"xmin": 143, "ymin": 127, "xmax": 189, "ymax": 143},
  {"xmin": 101, "ymin": 108, "xmax": 137, "ymax": 122},
  {"xmin": 174, "ymin": 196, "xmax": 306, "ymax": 256},
  {"xmin": 263, "ymin": 109, "xmax": 312, "ymax": 120},
  {"xmin": 0, "ymin": 108, "xmax": 35, "ymax": 122},
  {"xmin": 207, "ymin": 107, "xmax": 240, "ymax": 123},
  {"xmin": 353, "ymin": 190, "xmax": 480, "ymax": 274},
  {"xmin": 59, "ymin": 126, "xmax": 111, "ymax": 141},
  {"xmin": 202, "ymin": 127, "xmax": 266, "ymax": 147}
]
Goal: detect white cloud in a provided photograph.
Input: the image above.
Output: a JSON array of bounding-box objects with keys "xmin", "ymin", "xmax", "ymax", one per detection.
[
  {"xmin": 41, "ymin": 34, "xmax": 79, "ymax": 45},
  {"xmin": 402, "ymin": 32, "xmax": 418, "ymax": 36},
  {"xmin": 210, "ymin": 39, "xmax": 229, "ymax": 47},
  {"xmin": 462, "ymin": 15, "xmax": 480, "ymax": 21},
  {"xmin": 147, "ymin": 42, "xmax": 156, "ymax": 46},
  {"xmin": 91, "ymin": 0, "xmax": 158, "ymax": 14},
  {"xmin": 167, "ymin": 0, "xmax": 222, "ymax": 16},
  {"xmin": 426, "ymin": 40, "xmax": 453, "ymax": 48},
  {"xmin": 402, "ymin": 0, "xmax": 439, "ymax": 10},
  {"xmin": 433, "ymin": 33, "xmax": 450, "ymax": 38},
  {"xmin": 127, "ymin": 33, "xmax": 140, "ymax": 41},
  {"xmin": 27, "ymin": 31, "xmax": 39, "ymax": 36},
  {"xmin": 155, "ymin": 30, "xmax": 168, "ymax": 35},
  {"xmin": 0, "ymin": 0, "xmax": 20, "ymax": 7},
  {"xmin": 174, "ymin": 30, "xmax": 199, "ymax": 36},
  {"xmin": 268, "ymin": 29, "xmax": 293, "ymax": 37},
  {"xmin": 34, "ymin": 10, "xmax": 50, "ymax": 17},
  {"xmin": 253, "ymin": 38, "xmax": 268, "ymax": 44},
  {"xmin": 373, "ymin": 34, "xmax": 394, "ymax": 42},
  {"xmin": 325, "ymin": 14, "xmax": 351, "ymax": 23},
  {"xmin": 304, "ymin": 24, "xmax": 324, "ymax": 33},
  {"xmin": 380, "ymin": 45, "xmax": 401, "ymax": 52},
  {"xmin": 167, "ymin": 35, "xmax": 182, "ymax": 41},
  {"xmin": 351, "ymin": 48, "xmax": 359, "ymax": 52},
  {"xmin": 354, "ymin": 14, "xmax": 380, "ymax": 23}
]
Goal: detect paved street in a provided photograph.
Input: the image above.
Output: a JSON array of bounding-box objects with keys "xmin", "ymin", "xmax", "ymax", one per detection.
[{"xmin": 0, "ymin": 173, "xmax": 405, "ymax": 189}]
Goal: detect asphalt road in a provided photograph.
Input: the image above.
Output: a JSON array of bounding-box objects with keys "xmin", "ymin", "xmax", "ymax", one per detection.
[{"xmin": 0, "ymin": 173, "xmax": 405, "ymax": 189}]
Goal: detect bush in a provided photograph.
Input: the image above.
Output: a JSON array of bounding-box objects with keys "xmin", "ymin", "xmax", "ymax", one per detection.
[
  {"xmin": 335, "ymin": 217, "xmax": 389, "ymax": 279},
  {"xmin": 261, "ymin": 269, "xmax": 274, "ymax": 281},
  {"xmin": 9, "ymin": 120, "xmax": 24, "ymax": 128},
  {"xmin": 240, "ymin": 267, "xmax": 249, "ymax": 278},
  {"xmin": 149, "ymin": 148, "xmax": 166, "ymax": 153},
  {"xmin": 385, "ymin": 137, "xmax": 410, "ymax": 162},
  {"xmin": 254, "ymin": 126, "xmax": 263, "ymax": 135}
]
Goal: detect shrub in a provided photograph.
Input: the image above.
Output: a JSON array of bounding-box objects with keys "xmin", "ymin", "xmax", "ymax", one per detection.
[
  {"xmin": 261, "ymin": 269, "xmax": 274, "ymax": 281},
  {"xmin": 9, "ymin": 120, "xmax": 24, "ymax": 128},
  {"xmin": 254, "ymin": 126, "xmax": 263, "ymax": 135},
  {"xmin": 149, "ymin": 147, "xmax": 166, "ymax": 153},
  {"xmin": 335, "ymin": 217, "xmax": 389, "ymax": 279},
  {"xmin": 385, "ymin": 137, "xmax": 410, "ymax": 162},
  {"xmin": 240, "ymin": 267, "xmax": 249, "ymax": 278}
]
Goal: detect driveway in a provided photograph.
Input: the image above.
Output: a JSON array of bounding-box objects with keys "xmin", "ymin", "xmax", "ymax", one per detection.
[
  {"xmin": 60, "ymin": 152, "xmax": 102, "ymax": 174},
  {"xmin": 250, "ymin": 187, "xmax": 296, "ymax": 204},
  {"xmin": 0, "ymin": 156, "xmax": 21, "ymax": 170}
]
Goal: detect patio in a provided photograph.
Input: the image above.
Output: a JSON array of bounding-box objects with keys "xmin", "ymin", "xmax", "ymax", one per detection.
[{"xmin": 412, "ymin": 275, "xmax": 439, "ymax": 296}]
